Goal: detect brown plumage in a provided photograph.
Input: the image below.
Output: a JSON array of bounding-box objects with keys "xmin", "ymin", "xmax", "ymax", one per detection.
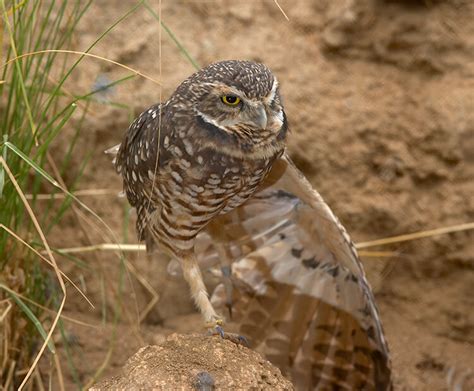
[{"xmin": 111, "ymin": 60, "xmax": 392, "ymax": 390}]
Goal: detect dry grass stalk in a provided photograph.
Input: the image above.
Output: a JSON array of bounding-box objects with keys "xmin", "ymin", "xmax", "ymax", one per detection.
[
  {"xmin": 356, "ymin": 222, "xmax": 474, "ymax": 249},
  {"xmin": 2, "ymin": 49, "xmax": 161, "ymax": 86},
  {"xmin": 0, "ymin": 157, "xmax": 66, "ymax": 391}
]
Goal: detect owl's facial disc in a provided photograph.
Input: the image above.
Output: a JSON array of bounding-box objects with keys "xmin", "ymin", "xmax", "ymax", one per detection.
[
  {"xmin": 192, "ymin": 75, "xmax": 287, "ymax": 157},
  {"xmin": 196, "ymin": 81, "xmax": 283, "ymax": 133},
  {"xmin": 218, "ymin": 100, "xmax": 268, "ymax": 130}
]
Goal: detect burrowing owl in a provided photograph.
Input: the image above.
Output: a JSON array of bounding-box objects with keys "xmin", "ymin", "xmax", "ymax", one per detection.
[
  {"xmin": 112, "ymin": 60, "xmax": 392, "ymax": 390},
  {"xmin": 115, "ymin": 60, "xmax": 286, "ymax": 328}
]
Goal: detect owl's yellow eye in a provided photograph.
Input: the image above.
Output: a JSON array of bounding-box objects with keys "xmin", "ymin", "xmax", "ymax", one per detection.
[{"xmin": 221, "ymin": 95, "xmax": 241, "ymax": 106}]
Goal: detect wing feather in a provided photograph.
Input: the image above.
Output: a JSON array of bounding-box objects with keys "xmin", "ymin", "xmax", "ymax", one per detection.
[
  {"xmin": 114, "ymin": 103, "xmax": 167, "ymax": 240},
  {"xmin": 198, "ymin": 154, "xmax": 392, "ymax": 390}
]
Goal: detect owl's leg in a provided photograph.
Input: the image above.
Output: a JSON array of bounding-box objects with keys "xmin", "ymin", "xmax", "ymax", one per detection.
[
  {"xmin": 181, "ymin": 252, "xmax": 247, "ymax": 346},
  {"xmin": 180, "ymin": 252, "xmax": 222, "ymax": 326}
]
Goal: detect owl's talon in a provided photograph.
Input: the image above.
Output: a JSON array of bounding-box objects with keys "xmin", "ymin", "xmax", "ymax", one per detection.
[
  {"xmin": 223, "ymin": 331, "xmax": 249, "ymax": 347},
  {"xmin": 208, "ymin": 324, "xmax": 249, "ymax": 347},
  {"xmin": 215, "ymin": 325, "xmax": 225, "ymax": 339},
  {"xmin": 236, "ymin": 334, "xmax": 249, "ymax": 346}
]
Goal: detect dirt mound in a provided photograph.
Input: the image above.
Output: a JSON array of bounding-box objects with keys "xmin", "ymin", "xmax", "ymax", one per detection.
[{"xmin": 91, "ymin": 333, "xmax": 293, "ymax": 390}]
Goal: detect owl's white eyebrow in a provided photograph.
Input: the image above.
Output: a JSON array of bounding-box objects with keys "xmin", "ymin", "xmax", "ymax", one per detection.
[
  {"xmin": 195, "ymin": 109, "xmax": 229, "ymax": 132},
  {"xmin": 266, "ymin": 79, "xmax": 279, "ymax": 104}
]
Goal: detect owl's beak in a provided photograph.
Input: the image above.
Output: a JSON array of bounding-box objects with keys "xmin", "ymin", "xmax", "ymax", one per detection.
[{"xmin": 253, "ymin": 105, "xmax": 268, "ymax": 129}]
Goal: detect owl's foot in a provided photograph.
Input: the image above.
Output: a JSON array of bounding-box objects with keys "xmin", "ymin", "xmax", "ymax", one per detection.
[
  {"xmin": 205, "ymin": 319, "xmax": 248, "ymax": 346},
  {"xmin": 211, "ymin": 325, "xmax": 249, "ymax": 346}
]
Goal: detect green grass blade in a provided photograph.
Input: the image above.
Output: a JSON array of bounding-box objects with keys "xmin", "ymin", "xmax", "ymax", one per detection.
[
  {"xmin": 4, "ymin": 141, "xmax": 61, "ymax": 187},
  {"xmin": 1, "ymin": 0, "xmax": 38, "ymax": 138},
  {"xmin": 0, "ymin": 135, "xmax": 7, "ymax": 198},
  {"xmin": 0, "ymin": 283, "xmax": 56, "ymax": 353}
]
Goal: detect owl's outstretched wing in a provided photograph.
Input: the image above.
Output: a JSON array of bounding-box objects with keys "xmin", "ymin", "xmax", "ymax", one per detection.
[{"xmin": 196, "ymin": 154, "xmax": 392, "ymax": 390}]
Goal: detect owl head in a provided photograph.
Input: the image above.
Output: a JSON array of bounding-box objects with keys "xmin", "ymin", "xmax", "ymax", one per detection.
[{"xmin": 170, "ymin": 60, "xmax": 288, "ymax": 158}]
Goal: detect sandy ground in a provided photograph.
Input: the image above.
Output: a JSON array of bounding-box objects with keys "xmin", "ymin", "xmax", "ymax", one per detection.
[{"xmin": 38, "ymin": 0, "xmax": 474, "ymax": 389}]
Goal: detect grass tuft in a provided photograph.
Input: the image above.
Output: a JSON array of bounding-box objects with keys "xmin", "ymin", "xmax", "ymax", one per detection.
[
  {"xmin": 0, "ymin": 2, "xmax": 94, "ymax": 388},
  {"xmin": 0, "ymin": 1, "xmax": 144, "ymax": 388},
  {"xmin": 0, "ymin": 1, "xmax": 204, "ymax": 388}
]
